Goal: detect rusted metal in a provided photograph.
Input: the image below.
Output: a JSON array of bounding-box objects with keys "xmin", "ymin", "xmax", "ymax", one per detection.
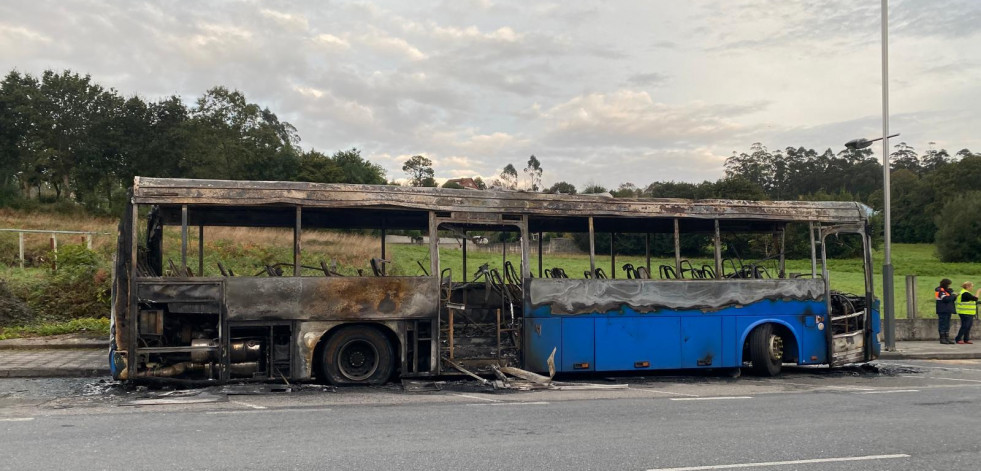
[
  {"xmin": 132, "ymin": 177, "xmax": 869, "ymax": 224},
  {"xmin": 223, "ymin": 277, "xmax": 438, "ymax": 321}
]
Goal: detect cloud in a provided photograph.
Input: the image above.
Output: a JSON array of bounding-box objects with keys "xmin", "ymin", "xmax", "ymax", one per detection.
[{"xmin": 539, "ymin": 90, "xmax": 752, "ymax": 147}]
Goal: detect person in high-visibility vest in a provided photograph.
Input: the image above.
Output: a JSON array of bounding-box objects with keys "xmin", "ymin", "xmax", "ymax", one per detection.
[
  {"xmin": 935, "ymin": 278, "xmax": 956, "ymax": 344},
  {"xmin": 954, "ymin": 281, "xmax": 981, "ymax": 345}
]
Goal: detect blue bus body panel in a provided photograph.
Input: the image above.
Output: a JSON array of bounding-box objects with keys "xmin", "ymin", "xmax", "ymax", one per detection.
[
  {"xmin": 523, "ymin": 317, "xmax": 562, "ymax": 373},
  {"xmin": 681, "ymin": 317, "xmax": 723, "ymax": 368},
  {"xmin": 595, "ymin": 317, "xmax": 681, "ymax": 370},
  {"xmin": 561, "ymin": 318, "xmax": 594, "ymax": 371},
  {"xmin": 523, "ymin": 278, "xmax": 831, "ymax": 373}
]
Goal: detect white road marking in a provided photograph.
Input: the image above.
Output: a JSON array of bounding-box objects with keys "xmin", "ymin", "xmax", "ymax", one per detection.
[
  {"xmin": 646, "ymin": 453, "xmax": 910, "ymax": 471},
  {"xmin": 466, "ymin": 401, "xmax": 549, "ymax": 406},
  {"xmin": 231, "ymin": 400, "xmax": 267, "ymax": 410},
  {"xmin": 452, "ymin": 394, "xmax": 502, "ymax": 403},
  {"xmin": 855, "ymin": 389, "xmax": 919, "ymax": 394},
  {"xmin": 888, "ymin": 362, "xmax": 981, "ymax": 372},
  {"xmin": 634, "ymin": 388, "xmax": 700, "ymax": 397},
  {"xmin": 919, "ymin": 376, "xmax": 981, "ymax": 383},
  {"xmin": 821, "ymin": 385, "xmax": 877, "ymax": 391},
  {"xmin": 669, "ymin": 396, "xmax": 752, "ymax": 401},
  {"xmin": 0, "ymin": 418, "xmax": 34, "ymax": 422}
]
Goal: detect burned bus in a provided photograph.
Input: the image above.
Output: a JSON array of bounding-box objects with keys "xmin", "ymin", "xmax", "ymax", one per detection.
[{"xmin": 110, "ymin": 177, "xmax": 879, "ymax": 384}]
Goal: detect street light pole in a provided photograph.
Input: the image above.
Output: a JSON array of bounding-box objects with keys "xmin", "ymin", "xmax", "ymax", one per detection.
[{"xmin": 880, "ymin": 0, "xmax": 895, "ymax": 351}]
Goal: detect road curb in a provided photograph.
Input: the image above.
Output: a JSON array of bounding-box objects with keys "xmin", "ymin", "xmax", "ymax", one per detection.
[
  {"xmin": 0, "ymin": 341, "xmax": 108, "ymax": 350},
  {"xmin": 879, "ymin": 352, "xmax": 981, "ymax": 360},
  {"xmin": 0, "ymin": 368, "xmax": 109, "ymax": 378}
]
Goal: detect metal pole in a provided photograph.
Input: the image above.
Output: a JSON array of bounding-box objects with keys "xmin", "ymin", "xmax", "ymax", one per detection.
[
  {"xmin": 610, "ymin": 233, "xmax": 616, "ymax": 279},
  {"xmin": 537, "ymin": 231, "xmax": 543, "ymax": 278},
  {"xmin": 882, "ymin": 0, "xmax": 896, "ymax": 350},
  {"xmin": 673, "ymin": 219, "xmax": 681, "ymax": 277},
  {"xmin": 198, "ymin": 226, "xmax": 204, "ymax": 277},
  {"xmin": 588, "ymin": 217, "xmax": 596, "ymax": 275},
  {"xmin": 18, "ymin": 232, "xmax": 24, "ymax": 269},
  {"xmin": 294, "ymin": 206, "xmax": 301, "ymax": 277},
  {"xmin": 714, "ymin": 220, "xmax": 722, "ymax": 279},
  {"xmin": 180, "ymin": 205, "xmax": 188, "ymax": 271},
  {"xmin": 462, "ymin": 231, "xmax": 468, "ymax": 282},
  {"xmin": 381, "ymin": 227, "xmax": 387, "ymax": 276},
  {"xmin": 50, "ymin": 234, "xmax": 57, "ymax": 271}
]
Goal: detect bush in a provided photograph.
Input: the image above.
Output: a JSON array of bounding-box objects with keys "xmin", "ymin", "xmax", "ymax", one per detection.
[{"xmin": 935, "ymin": 191, "xmax": 981, "ymax": 262}]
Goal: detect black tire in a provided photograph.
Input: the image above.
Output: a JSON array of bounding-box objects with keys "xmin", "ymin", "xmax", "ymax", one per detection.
[
  {"xmin": 321, "ymin": 326, "xmax": 394, "ymax": 385},
  {"xmin": 749, "ymin": 324, "xmax": 783, "ymax": 376}
]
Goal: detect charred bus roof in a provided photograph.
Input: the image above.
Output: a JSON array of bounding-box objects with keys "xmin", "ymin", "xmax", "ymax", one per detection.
[{"xmin": 132, "ymin": 177, "xmax": 869, "ymax": 233}]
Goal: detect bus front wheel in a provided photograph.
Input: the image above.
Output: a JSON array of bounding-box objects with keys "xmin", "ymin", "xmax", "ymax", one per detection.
[
  {"xmin": 321, "ymin": 326, "xmax": 394, "ymax": 385},
  {"xmin": 749, "ymin": 324, "xmax": 783, "ymax": 376}
]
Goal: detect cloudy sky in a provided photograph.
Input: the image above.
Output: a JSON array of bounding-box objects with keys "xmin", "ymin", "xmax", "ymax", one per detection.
[{"xmin": 2, "ymin": 0, "xmax": 979, "ymax": 188}]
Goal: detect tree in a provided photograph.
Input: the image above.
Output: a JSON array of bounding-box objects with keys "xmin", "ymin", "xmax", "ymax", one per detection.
[
  {"xmin": 473, "ymin": 177, "xmax": 487, "ymax": 190},
  {"xmin": 921, "ymin": 144, "xmax": 951, "ymax": 172},
  {"xmin": 935, "ymin": 191, "xmax": 981, "ymax": 262},
  {"xmin": 498, "ymin": 163, "xmax": 518, "ymax": 190},
  {"xmin": 402, "ymin": 155, "xmax": 436, "ymax": 187},
  {"xmin": 185, "ymin": 86, "xmax": 300, "ymax": 181},
  {"xmin": 441, "ymin": 180, "xmax": 464, "ymax": 189},
  {"xmin": 545, "ymin": 181, "xmax": 577, "ymax": 194},
  {"xmin": 890, "ymin": 142, "xmax": 920, "ymax": 174},
  {"xmin": 582, "ymin": 184, "xmax": 607, "ymax": 194},
  {"xmin": 523, "ymin": 154, "xmax": 543, "ymax": 191}
]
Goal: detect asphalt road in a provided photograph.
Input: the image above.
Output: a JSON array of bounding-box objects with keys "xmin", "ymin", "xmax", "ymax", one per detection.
[{"xmin": 2, "ymin": 359, "xmax": 980, "ymax": 470}]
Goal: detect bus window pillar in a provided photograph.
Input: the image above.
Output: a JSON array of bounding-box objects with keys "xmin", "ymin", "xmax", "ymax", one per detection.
[
  {"xmin": 809, "ymin": 222, "xmax": 817, "ymax": 277},
  {"xmin": 181, "ymin": 205, "xmax": 188, "ymax": 272},
  {"xmin": 538, "ymin": 231, "xmax": 543, "ymax": 279},
  {"xmin": 428, "ymin": 212, "xmax": 439, "ymax": 278},
  {"xmin": 610, "ymin": 232, "xmax": 616, "ymax": 279},
  {"xmin": 198, "ymin": 225, "xmax": 204, "ymax": 277},
  {"xmin": 778, "ymin": 225, "xmax": 786, "ymax": 278},
  {"xmin": 645, "ymin": 233, "xmax": 651, "ymax": 276},
  {"xmin": 520, "ymin": 216, "xmax": 531, "ymax": 279},
  {"xmin": 714, "ymin": 220, "xmax": 722, "ymax": 280},
  {"xmin": 293, "ymin": 206, "xmax": 301, "ymax": 276},
  {"xmin": 462, "ymin": 231, "xmax": 467, "ymax": 282},
  {"xmin": 381, "ymin": 224, "xmax": 387, "ymax": 276},
  {"xmin": 674, "ymin": 218, "xmax": 681, "ymax": 278},
  {"xmin": 588, "ymin": 217, "xmax": 596, "ymax": 275}
]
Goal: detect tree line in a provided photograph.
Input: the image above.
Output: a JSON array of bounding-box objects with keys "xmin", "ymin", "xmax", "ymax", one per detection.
[
  {"xmin": 4, "ymin": 68, "xmax": 980, "ymax": 261},
  {"xmin": 0, "ymin": 69, "xmax": 385, "ymax": 213}
]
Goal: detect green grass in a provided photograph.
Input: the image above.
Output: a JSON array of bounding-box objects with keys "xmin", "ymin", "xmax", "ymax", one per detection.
[{"xmin": 0, "ymin": 317, "xmax": 110, "ymax": 340}]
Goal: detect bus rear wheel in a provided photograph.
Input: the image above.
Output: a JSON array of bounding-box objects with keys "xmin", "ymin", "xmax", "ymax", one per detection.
[
  {"xmin": 749, "ymin": 324, "xmax": 783, "ymax": 376},
  {"xmin": 321, "ymin": 326, "xmax": 394, "ymax": 385}
]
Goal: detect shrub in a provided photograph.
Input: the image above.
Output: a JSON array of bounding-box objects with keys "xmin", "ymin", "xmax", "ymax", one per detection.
[{"xmin": 935, "ymin": 191, "xmax": 981, "ymax": 262}]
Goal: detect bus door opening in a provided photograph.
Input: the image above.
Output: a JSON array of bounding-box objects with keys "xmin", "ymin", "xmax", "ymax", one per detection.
[{"xmin": 820, "ymin": 225, "xmax": 876, "ymax": 365}]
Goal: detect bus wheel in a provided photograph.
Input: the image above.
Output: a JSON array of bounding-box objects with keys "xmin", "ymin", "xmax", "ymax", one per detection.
[
  {"xmin": 321, "ymin": 326, "xmax": 394, "ymax": 385},
  {"xmin": 749, "ymin": 324, "xmax": 783, "ymax": 376}
]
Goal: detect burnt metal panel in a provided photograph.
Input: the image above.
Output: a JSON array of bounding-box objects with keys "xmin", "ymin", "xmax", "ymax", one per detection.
[
  {"xmin": 132, "ymin": 177, "xmax": 868, "ymax": 227},
  {"xmin": 224, "ymin": 277, "xmax": 438, "ymax": 321},
  {"xmin": 527, "ymin": 278, "xmax": 826, "ymax": 315},
  {"xmin": 136, "ymin": 280, "xmax": 223, "ymax": 313}
]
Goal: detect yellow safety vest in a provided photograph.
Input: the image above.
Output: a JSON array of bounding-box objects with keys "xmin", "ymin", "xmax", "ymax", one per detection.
[{"xmin": 955, "ymin": 290, "xmax": 978, "ymax": 316}]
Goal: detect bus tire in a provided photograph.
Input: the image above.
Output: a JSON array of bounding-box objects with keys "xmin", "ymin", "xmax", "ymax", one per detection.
[
  {"xmin": 749, "ymin": 323, "xmax": 783, "ymax": 376},
  {"xmin": 321, "ymin": 325, "xmax": 394, "ymax": 385}
]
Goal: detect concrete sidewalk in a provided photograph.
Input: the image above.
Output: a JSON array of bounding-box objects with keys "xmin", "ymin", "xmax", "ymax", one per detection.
[
  {"xmin": 878, "ymin": 340, "xmax": 981, "ymax": 360},
  {"xmin": 1, "ymin": 336, "xmax": 980, "ymax": 379}
]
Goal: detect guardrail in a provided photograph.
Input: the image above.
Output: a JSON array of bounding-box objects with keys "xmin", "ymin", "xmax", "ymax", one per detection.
[{"xmin": 0, "ymin": 228, "xmax": 111, "ymax": 269}]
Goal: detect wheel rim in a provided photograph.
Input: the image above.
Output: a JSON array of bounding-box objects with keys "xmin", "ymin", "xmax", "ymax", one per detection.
[
  {"xmin": 337, "ymin": 339, "xmax": 379, "ymax": 381},
  {"xmin": 767, "ymin": 334, "xmax": 784, "ymax": 363}
]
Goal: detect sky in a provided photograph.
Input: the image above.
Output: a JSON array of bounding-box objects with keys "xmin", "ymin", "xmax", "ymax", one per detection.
[{"xmin": 2, "ymin": 0, "xmax": 979, "ymax": 189}]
